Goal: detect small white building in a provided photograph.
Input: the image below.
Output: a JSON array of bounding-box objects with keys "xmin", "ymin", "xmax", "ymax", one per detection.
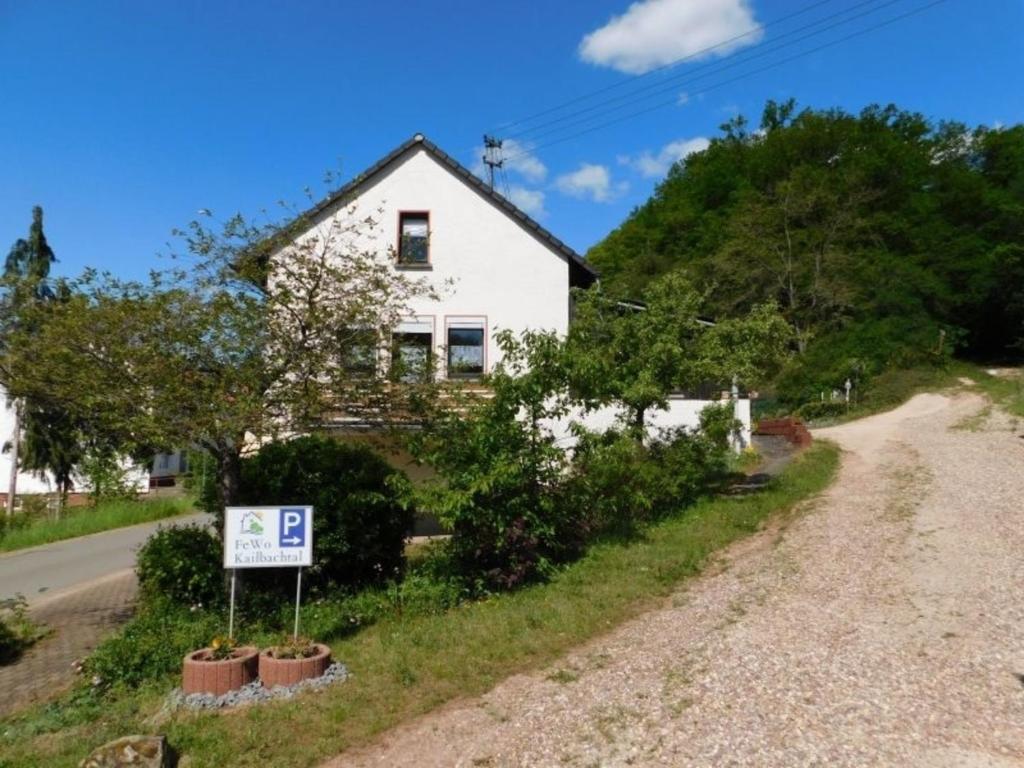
[
  {"xmin": 0, "ymin": 390, "xmax": 60, "ymax": 500},
  {"xmin": 280, "ymin": 134, "xmax": 751, "ymax": 446},
  {"xmin": 0, "ymin": 385, "xmax": 151, "ymax": 506}
]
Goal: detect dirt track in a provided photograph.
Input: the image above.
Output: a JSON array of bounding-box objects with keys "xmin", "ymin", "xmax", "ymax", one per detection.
[{"xmin": 327, "ymin": 391, "xmax": 1024, "ymax": 767}]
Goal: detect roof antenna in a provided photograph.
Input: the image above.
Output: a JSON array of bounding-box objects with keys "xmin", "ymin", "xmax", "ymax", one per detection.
[{"xmin": 482, "ymin": 135, "xmax": 504, "ymax": 190}]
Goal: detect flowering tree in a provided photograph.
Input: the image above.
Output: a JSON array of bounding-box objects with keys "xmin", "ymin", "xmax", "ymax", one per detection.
[{"xmin": 0, "ymin": 199, "xmax": 433, "ymax": 514}]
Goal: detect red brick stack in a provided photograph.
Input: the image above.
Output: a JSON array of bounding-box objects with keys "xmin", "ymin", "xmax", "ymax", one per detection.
[{"xmin": 754, "ymin": 417, "xmax": 813, "ymax": 447}]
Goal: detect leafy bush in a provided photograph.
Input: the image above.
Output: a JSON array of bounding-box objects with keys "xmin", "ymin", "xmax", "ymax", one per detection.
[
  {"xmin": 795, "ymin": 401, "xmax": 848, "ymax": 421},
  {"xmin": 86, "ymin": 599, "xmax": 221, "ymax": 689},
  {"xmin": 78, "ymin": 449, "xmax": 140, "ymax": 504},
  {"xmin": 0, "ymin": 512, "xmax": 30, "ymax": 541},
  {"xmin": 411, "ymin": 330, "xmax": 584, "ymax": 592},
  {"xmin": 136, "ymin": 524, "xmax": 223, "ymax": 608},
  {"xmin": 238, "ymin": 435, "xmax": 414, "ymax": 596},
  {"xmin": 0, "ymin": 594, "xmax": 46, "ymax": 664},
  {"xmin": 183, "ymin": 449, "xmax": 221, "ymax": 515},
  {"xmin": 774, "ymin": 316, "xmax": 956, "ymax": 408},
  {"xmin": 567, "ymin": 405, "xmax": 734, "ymax": 538}
]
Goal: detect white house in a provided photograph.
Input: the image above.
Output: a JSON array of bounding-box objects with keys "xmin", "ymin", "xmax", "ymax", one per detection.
[
  {"xmin": 280, "ymin": 133, "xmax": 751, "ymax": 447},
  {"xmin": 0, "ymin": 384, "xmax": 150, "ymax": 507},
  {"xmin": 0, "ymin": 389, "xmax": 59, "ymax": 501}
]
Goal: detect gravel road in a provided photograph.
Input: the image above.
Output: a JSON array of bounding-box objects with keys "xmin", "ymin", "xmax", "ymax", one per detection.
[{"xmin": 327, "ymin": 391, "xmax": 1024, "ymax": 767}]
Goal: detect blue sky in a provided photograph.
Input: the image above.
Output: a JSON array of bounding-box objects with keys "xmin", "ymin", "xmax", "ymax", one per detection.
[{"xmin": 1, "ymin": 0, "xmax": 1021, "ymax": 280}]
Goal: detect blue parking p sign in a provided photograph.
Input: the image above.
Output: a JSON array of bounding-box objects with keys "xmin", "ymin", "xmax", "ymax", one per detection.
[{"xmin": 279, "ymin": 508, "xmax": 307, "ymax": 548}]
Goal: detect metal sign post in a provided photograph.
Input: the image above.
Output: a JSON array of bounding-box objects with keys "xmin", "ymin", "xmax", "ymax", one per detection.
[
  {"xmin": 222, "ymin": 506, "xmax": 314, "ymax": 639},
  {"xmin": 293, "ymin": 567, "xmax": 303, "ymax": 640},
  {"xmin": 228, "ymin": 569, "xmax": 237, "ymax": 638}
]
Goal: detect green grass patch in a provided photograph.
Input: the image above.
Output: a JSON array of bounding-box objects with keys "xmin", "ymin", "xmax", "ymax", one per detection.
[
  {"xmin": 0, "ymin": 497, "xmax": 194, "ymax": 553},
  {"xmin": 790, "ymin": 361, "xmax": 1024, "ymax": 428},
  {"xmin": 964, "ymin": 365, "xmax": 1024, "ymax": 418},
  {"xmin": 0, "ymin": 443, "xmax": 838, "ymax": 768}
]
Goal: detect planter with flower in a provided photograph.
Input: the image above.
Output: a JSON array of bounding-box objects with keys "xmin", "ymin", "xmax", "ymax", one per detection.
[
  {"xmin": 182, "ymin": 636, "xmax": 259, "ymax": 696},
  {"xmin": 259, "ymin": 636, "xmax": 332, "ymax": 687}
]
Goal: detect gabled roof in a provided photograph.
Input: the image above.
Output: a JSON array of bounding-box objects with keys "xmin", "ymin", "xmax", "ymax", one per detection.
[{"xmin": 302, "ymin": 133, "xmax": 599, "ymax": 287}]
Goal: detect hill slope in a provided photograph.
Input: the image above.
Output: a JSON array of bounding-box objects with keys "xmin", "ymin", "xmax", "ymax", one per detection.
[{"xmin": 587, "ymin": 101, "xmax": 1024, "ymax": 404}]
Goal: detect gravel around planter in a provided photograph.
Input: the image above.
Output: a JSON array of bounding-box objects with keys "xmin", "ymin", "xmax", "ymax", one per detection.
[{"xmin": 167, "ymin": 661, "xmax": 349, "ymax": 710}]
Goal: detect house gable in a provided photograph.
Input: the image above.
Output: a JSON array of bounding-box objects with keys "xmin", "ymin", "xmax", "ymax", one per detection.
[{"xmin": 303, "ymin": 134, "xmax": 598, "ymax": 288}]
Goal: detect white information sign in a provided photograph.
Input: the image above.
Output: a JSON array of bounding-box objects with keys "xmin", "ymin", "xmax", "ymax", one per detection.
[{"xmin": 223, "ymin": 506, "xmax": 313, "ymax": 569}]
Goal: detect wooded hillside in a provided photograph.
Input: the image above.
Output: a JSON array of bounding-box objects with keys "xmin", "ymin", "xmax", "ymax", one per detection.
[{"xmin": 588, "ymin": 101, "xmax": 1024, "ymax": 405}]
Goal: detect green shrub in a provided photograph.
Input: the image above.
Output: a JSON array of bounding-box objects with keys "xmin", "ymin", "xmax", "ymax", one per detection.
[
  {"xmin": 0, "ymin": 512, "xmax": 31, "ymax": 541},
  {"xmin": 567, "ymin": 405, "xmax": 733, "ymax": 538},
  {"xmin": 410, "ymin": 331, "xmax": 583, "ymax": 592},
  {"xmin": 774, "ymin": 316, "xmax": 957, "ymax": 407},
  {"xmin": 0, "ymin": 594, "xmax": 45, "ymax": 664},
  {"xmin": 795, "ymin": 401, "xmax": 848, "ymax": 421},
  {"xmin": 136, "ymin": 524, "xmax": 223, "ymax": 608},
  {"xmin": 78, "ymin": 450, "xmax": 140, "ymax": 504},
  {"xmin": 238, "ymin": 435, "xmax": 414, "ymax": 596},
  {"xmin": 85, "ymin": 599, "xmax": 221, "ymax": 689}
]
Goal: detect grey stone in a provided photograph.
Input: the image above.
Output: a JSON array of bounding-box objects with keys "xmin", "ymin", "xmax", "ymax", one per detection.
[
  {"xmin": 79, "ymin": 735, "xmax": 169, "ymax": 767},
  {"xmin": 166, "ymin": 661, "xmax": 349, "ymax": 711}
]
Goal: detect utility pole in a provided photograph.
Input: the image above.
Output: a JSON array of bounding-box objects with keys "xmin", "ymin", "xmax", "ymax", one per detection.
[
  {"xmin": 482, "ymin": 135, "xmax": 504, "ymax": 190},
  {"xmin": 6, "ymin": 401, "xmax": 19, "ymax": 516}
]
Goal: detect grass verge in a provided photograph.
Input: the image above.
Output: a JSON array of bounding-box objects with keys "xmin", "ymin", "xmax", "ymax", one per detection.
[
  {"xmin": 0, "ymin": 442, "xmax": 838, "ymax": 768},
  {"xmin": 0, "ymin": 497, "xmax": 195, "ymax": 553},
  {"xmin": 795, "ymin": 361, "xmax": 1024, "ymax": 427}
]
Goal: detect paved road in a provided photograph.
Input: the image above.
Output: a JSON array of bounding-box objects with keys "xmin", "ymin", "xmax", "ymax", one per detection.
[
  {"xmin": 0, "ymin": 511, "xmax": 213, "ymax": 716},
  {"xmin": 0, "ymin": 511, "xmax": 212, "ymax": 604}
]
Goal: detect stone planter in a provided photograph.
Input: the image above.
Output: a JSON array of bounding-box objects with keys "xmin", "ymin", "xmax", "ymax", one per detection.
[
  {"xmin": 182, "ymin": 646, "xmax": 259, "ymax": 696},
  {"xmin": 259, "ymin": 643, "xmax": 332, "ymax": 688}
]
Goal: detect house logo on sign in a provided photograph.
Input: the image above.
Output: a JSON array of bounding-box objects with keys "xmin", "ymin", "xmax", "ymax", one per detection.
[{"xmin": 239, "ymin": 510, "xmax": 264, "ymax": 535}]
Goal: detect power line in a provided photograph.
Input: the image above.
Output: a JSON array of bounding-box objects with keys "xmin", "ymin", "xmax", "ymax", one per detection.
[
  {"xmin": 493, "ymin": 0, "xmax": 844, "ymax": 134},
  {"xmin": 504, "ymin": 0, "xmax": 907, "ymax": 143},
  {"xmin": 503, "ymin": 0, "xmax": 948, "ymax": 164}
]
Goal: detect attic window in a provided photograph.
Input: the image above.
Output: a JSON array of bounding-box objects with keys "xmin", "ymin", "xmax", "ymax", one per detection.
[{"xmin": 398, "ymin": 212, "xmax": 429, "ymax": 265}]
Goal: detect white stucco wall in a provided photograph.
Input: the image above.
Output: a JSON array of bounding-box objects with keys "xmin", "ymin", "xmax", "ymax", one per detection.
[
  {"xmin": 292, "ymin": 143, "xmax": 571, "ymax": 376},
  {"xmin": 546, "ymin": 396, "xmax": 753, "ymax": 453},
  {"xmin": 0, "ymin": 387, "xmax": 59, "ymax": 495}
]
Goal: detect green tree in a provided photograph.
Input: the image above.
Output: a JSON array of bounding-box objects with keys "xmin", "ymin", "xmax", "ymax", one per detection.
[
  {"xmin": 2, "ymin": 207, "xmax": 81, "ymax": 513},
  {"xmin": 586, "ymin": 102, "xmax": 1024, "ymax": 402},
  {"xmin": 566, "ymin": 272, "xmax": 790, "ymax": 439},
  {"xmin": 0, "ymin": 200, "xmax": 433, "ymax": 519}
]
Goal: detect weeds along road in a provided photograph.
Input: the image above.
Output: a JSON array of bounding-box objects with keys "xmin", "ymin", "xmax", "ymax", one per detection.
[{"xmin": 330, "ymin": 391, "xmax": 1024, "ymax": 768}]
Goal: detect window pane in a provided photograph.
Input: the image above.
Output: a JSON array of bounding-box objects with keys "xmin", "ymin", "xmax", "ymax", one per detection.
[
  {"xmin": 342, "ymin": 328, "xmax": 377, "ymax": 376},
  {"xmin": 447, "ymin": 327, "xmax": 484, "ymax": 378},
  {"xmin": 391, "ymin": 332, "xmax": 432, "ymax": 382},
  {"xmin": 399, "ymin": 214, "xmax": 429, "ymax": 264}
]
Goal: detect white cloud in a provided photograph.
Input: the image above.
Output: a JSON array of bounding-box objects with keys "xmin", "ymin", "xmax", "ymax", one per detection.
[
  {"xmin": 621, "ymin": 136, "xmax": 710, "ymax": 178},
  {"xmin": 471, "ymin": 138, "xmax": 547, "ymax": 183},
  {"xmin": 555, "ymin": 163, "xmax": 628, "ymax": 203},
  {"xmin": 579, "ymin": 0, "xmax": 762, "ymax": 75},
  {"xmin": 677, "ymin": 91, "xmax": 690, "ymax": 106},
  {"xmin": 508, "ymin": 186, "xmax": 547, "ymax": 218}
]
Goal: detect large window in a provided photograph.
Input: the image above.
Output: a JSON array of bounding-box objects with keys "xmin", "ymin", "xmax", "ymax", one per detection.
[
  {"xmin": 340, "ymin": 328, "xmax": 378, "ymax": 377},
  {"xmin": 446, "ymin": 326, "xmax": 485, "ymax": 379},
  {"xmin": 391, "ymin": 331, "xmax": 432, "ymax": 382},
  {"xmin": 397, "ymin": 212, "xmax": 429, "ymax": 265}
]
